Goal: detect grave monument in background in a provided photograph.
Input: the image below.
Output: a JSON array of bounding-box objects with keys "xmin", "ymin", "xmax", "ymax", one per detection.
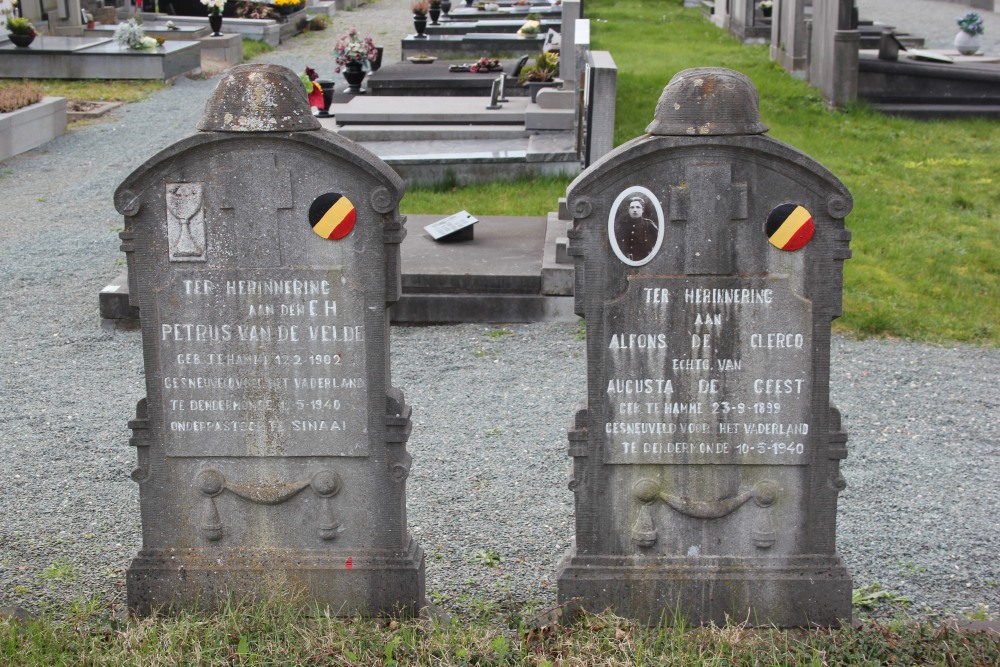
[
  {"xmin": 557, "ymin": 68, "xmax": 854, "ymax": 626},
  {"xmin": 114, "ymin": 64, "xmax": 424, "ymax": 615}
]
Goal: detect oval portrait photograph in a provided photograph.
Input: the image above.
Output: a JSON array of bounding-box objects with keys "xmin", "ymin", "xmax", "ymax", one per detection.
[{"xmin": 608, "ymin": 186, "xmax": 665, "ymax": 266}]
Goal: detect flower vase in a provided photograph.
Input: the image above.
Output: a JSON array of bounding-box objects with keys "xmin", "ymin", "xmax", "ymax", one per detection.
[
  {"xmin": 209, "ymin": 12, "xmax": 223, "ymax": 36},
  {"xmin": 955, "ymin": 30, "xmax": 981, "ymax": 55},
  {"xmin": 8, "ymin": 33, "xmax": 36, "ymax": 47},
  {"xmin": 465, "ymin": 0, "xmax": 472, "ymax": 6},
  {"xmin": 342, "ymin": 62, "xmax": 367, "ymax": 94},
  {"xmin": 429, "ymin": 6, "xmax": 441, "ymax": 24},
  {"xmin": 761, "ymin": 6, "xmax": 772, "ymax": 18},
  {"xmin": 441, "ymin": 0, "xmax": 451, "ymax": 16},
  {"xmin": 413, "ymin": 14, "xmax": 428, "ymax": 38},
  {"xmin": 317, "ymin": 79, "xmax": 335, "ymax": 116}
]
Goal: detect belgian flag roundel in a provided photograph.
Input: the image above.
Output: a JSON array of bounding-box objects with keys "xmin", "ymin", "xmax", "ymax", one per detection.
[
  {"xmin": 765, "ymin": 203, "xmax": 814, "ymax": 251},
  {"xmin": 309, "ymin": 193, "xmax": 356, "ymax": 240}
]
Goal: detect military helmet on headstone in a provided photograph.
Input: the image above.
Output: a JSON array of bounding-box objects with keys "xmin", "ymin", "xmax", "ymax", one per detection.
[
  {"xmin": 198, "ymin": 63, "xmax": 321, "ymax": 133},
  {"xmin": 645, "ymin": 67, "xmax": 768, "ymax": 136}
]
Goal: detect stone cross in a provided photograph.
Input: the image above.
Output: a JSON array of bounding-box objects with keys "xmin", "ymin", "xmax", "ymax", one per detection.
[{"xmin": 218, "ymin": 153, "xmax": 294, "ymax": 267}]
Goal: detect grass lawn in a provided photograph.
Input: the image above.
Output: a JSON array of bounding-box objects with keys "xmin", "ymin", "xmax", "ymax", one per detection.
[
  {"xmin": 2, "ymin": 600, "xmax": 998, "ymax": 665},
  {"xmin": 405, "ymin": 1, "xmax": 999, "ymax": 346}
]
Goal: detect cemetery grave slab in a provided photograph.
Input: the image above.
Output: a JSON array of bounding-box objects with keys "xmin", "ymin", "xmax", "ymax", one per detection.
[
  {"xmin": 82, "ymin": 22, "xmax": 210, "ymax": 40},
  {"xmin": 366, "ymin": 59, "xmax": 527, "ymax": 97},
  {"xmin": 401, "ymin": 32, "xmax": 545, "ymax": 59},
  {"xmin": 328, "ymin": 95, "xmax": 531, "ymax": 125},
  {"xmin": 0, "ymin": 96, "xmax": 67, "ymax": 162},
  {"xmin": 0, "ymin": 36, "xmax": 201, "ymax": 80},
  {"xmin": 858, "ymin": 50, "xmax": 1000, "ymax": 118},
  {"xmin": 425, "ymin": 18, "xmax": 561, "ymax": 35},
  {"xmin": 388, "ymin": 214, "xmax": 575, "ymax": 322}
]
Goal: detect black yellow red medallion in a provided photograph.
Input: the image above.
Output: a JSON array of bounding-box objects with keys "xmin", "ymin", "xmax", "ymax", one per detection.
[
  {"xmin": 309, "ymin": 193, "xmax": 356, "ymax": 240},
  {"xmin": 765, "ymin": 203, "xmax": 814, "ymax": 251}
]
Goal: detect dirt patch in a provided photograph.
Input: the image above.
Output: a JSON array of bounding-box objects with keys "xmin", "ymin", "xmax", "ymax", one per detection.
[{"xmin": 67, "ymin": 100, "xmax": 125, "ymax": 120}]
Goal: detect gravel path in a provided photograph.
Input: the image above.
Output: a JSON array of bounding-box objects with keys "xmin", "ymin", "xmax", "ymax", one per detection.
[{"xmin": 0, "ymin": 0, "xmax": 998, "ymax": 624}]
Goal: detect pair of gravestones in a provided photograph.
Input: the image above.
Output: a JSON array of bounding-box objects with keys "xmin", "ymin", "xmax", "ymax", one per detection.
[{"xmin": 115, "ymin": 64, "xmax": 852, "ymax": 625}]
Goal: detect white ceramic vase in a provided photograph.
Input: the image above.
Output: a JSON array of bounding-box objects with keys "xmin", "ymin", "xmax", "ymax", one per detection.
[{"xmin": 955, "ymin": 30, "xmax": 981, "ymax": 56}]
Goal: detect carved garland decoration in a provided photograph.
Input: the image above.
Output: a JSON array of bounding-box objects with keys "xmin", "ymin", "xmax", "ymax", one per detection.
[
  {"xmin": 631, "ymin": 478, "xmax": 780, "ymax": 550},
  {"xmin": 196, "ymin": 468, "xmax": 343, "ymax": 542}
]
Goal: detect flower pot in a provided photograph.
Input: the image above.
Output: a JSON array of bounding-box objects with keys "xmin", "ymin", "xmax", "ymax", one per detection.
[
  {"xmin": 342, "ymin": 62, "xmax": 367, "ymax": 94},
  {"xmin": 413, "ymin": 14, "xmax": 428, "ymax": 38},
  {"xmin": 209, "ymin": 12, "xmax": 223, "ymax": 36},
  {"xmin": 761, "ymin": 6, "xmax": 772, "ymax": 18},
  {"xmin": 955, "ymin": 30, "xmax": 981, "ymax": 56},
  {"xmin": 526, "ymin": 80, "xmax": 557, "ymax": 102},
  {"xmin": 8, "ymin": 33, "xmax": 36, "ymax": 48}
]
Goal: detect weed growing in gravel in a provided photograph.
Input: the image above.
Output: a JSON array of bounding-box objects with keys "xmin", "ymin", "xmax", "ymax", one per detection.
[
  {"xmin": 38, "ymin": 559, "xmax": 76, "ymax": 583},
  {"xmin": 473, "ymin": 549, "xmax": 502, "ymax": 568},
  {"xmin": 964, "ymin": 604, "xmax": 992, "ymax": 621},
  {"xmin": 853, "ymin": 582, "xmax": 912, "ymax": 610},
  {"xmin": 482, "ymin": 328, "xmax": 513, "ymax": 338}
]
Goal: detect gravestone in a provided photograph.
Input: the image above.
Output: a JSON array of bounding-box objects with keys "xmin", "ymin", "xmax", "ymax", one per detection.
[
  {"xmin": 557, "ymin": 68, "xmax": 853, "ymax": 626},
  {"xmin": 114, "ymin": 64, "xmax": 424, "ymax": 615},
  {"xmin": 769, "ymin": 0, "xmax": 810, "ymax": 78},
  {"xmin": 808, "ymin": 0, "xmax": 859, "ymax": 108}
]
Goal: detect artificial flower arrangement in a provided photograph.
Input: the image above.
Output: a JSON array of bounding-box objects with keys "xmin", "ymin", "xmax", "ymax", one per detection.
[
  {"xmin": 5, "ymin": 14, "xmax": 36, "ymax": 36},
  {"xmin": 300, "ymin": 66, "xmax": 325, "ymax": 110},
  {"xmin": 957, "ymin": 12, "xmax": 984, "ymax": 35},
  {"xmin": 115, "ymin": 18, "xmax": 158, "ymax": 50},
  {"xmin": 333, "ymin": 27, "xmax": 377, "ymax": 72},
  {"xmin": 468, "ymin": 56, "xmax": 501, "ymax": 73},
  {"xmin": 517, "ymin": 18, "xmax": 540, "ymax": 36},
  {"xmin": 518, "ymin": 50, "xmax": 558, "ymax": 83},
  {"xmin": 274, "ymin": 0, "xmax": 305, "ymax": 8},
  {"xmin": 201, "ymin": 0, "xmax": 225, "ymax": 15},
  {"xmin": 235, "ymin": 1, "xmax": 278, "ymax": 19},
  {"xmin": 759, "ymin": 0, "xmax": 773, "ymax": 10},
  {"xmin": 411, "ymin": 0, "xmax": 429, "ymax": 16}
]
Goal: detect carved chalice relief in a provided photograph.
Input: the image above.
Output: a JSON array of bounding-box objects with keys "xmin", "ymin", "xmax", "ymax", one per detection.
[{"xmin": 167, "ymin": 182, "xmax": 206, "ymax": 260}]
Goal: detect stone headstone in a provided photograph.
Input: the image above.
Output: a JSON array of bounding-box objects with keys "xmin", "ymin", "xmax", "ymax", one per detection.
[
  {"xmin": 770, "ymin": 0, "xmax": 810, "ymax": 77},
  {"xmin": 808, "ymin": 0, "xmax": 859, "ymax": 108},
  {"xmin": 557, "ymin": 68, "xmax": 853, "ymax": 626},
  {"xmin": 114, "ymin": 64, "xmax": 424, "ymax": 615}
]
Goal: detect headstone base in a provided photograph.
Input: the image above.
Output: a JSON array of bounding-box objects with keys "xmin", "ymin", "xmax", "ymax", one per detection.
[
  {"xmin": 127, "ymin": 538, "xmax": 425, "ymax": 616},
  {"xmin": 556, "ymin": 547, "xmax": 852, "ymax": 627}
]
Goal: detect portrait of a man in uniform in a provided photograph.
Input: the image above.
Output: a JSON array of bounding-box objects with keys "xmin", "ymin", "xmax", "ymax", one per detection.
[{"xmin": 612, "ymin": 194, "xmax": 660, "ymax": 263}]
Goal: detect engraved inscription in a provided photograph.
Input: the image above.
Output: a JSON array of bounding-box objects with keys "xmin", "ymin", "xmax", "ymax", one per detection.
[
  {"xmin": 604, "ymin": 276, "xmax": 811, "ymax": 465},
  {"xmin": 156, "ymin": 269, "xmax": 368, "ymax": 457}
]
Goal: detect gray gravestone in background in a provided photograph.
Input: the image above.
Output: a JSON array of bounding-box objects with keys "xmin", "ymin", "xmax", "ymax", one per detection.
[
  {"xmin": 557, "ymin": 68, "xmax": 853, "ymax": 626},
  {"xmin": 808, "ymin": 0, "xmax": 859, "ymax": 108},
  {"xmin": 770, "ymin": 0, "xmax": 810, "ymax": 78},
  {"xmin": 114, "ymin": 64, "xmax": 424, "ymax": 615}
]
